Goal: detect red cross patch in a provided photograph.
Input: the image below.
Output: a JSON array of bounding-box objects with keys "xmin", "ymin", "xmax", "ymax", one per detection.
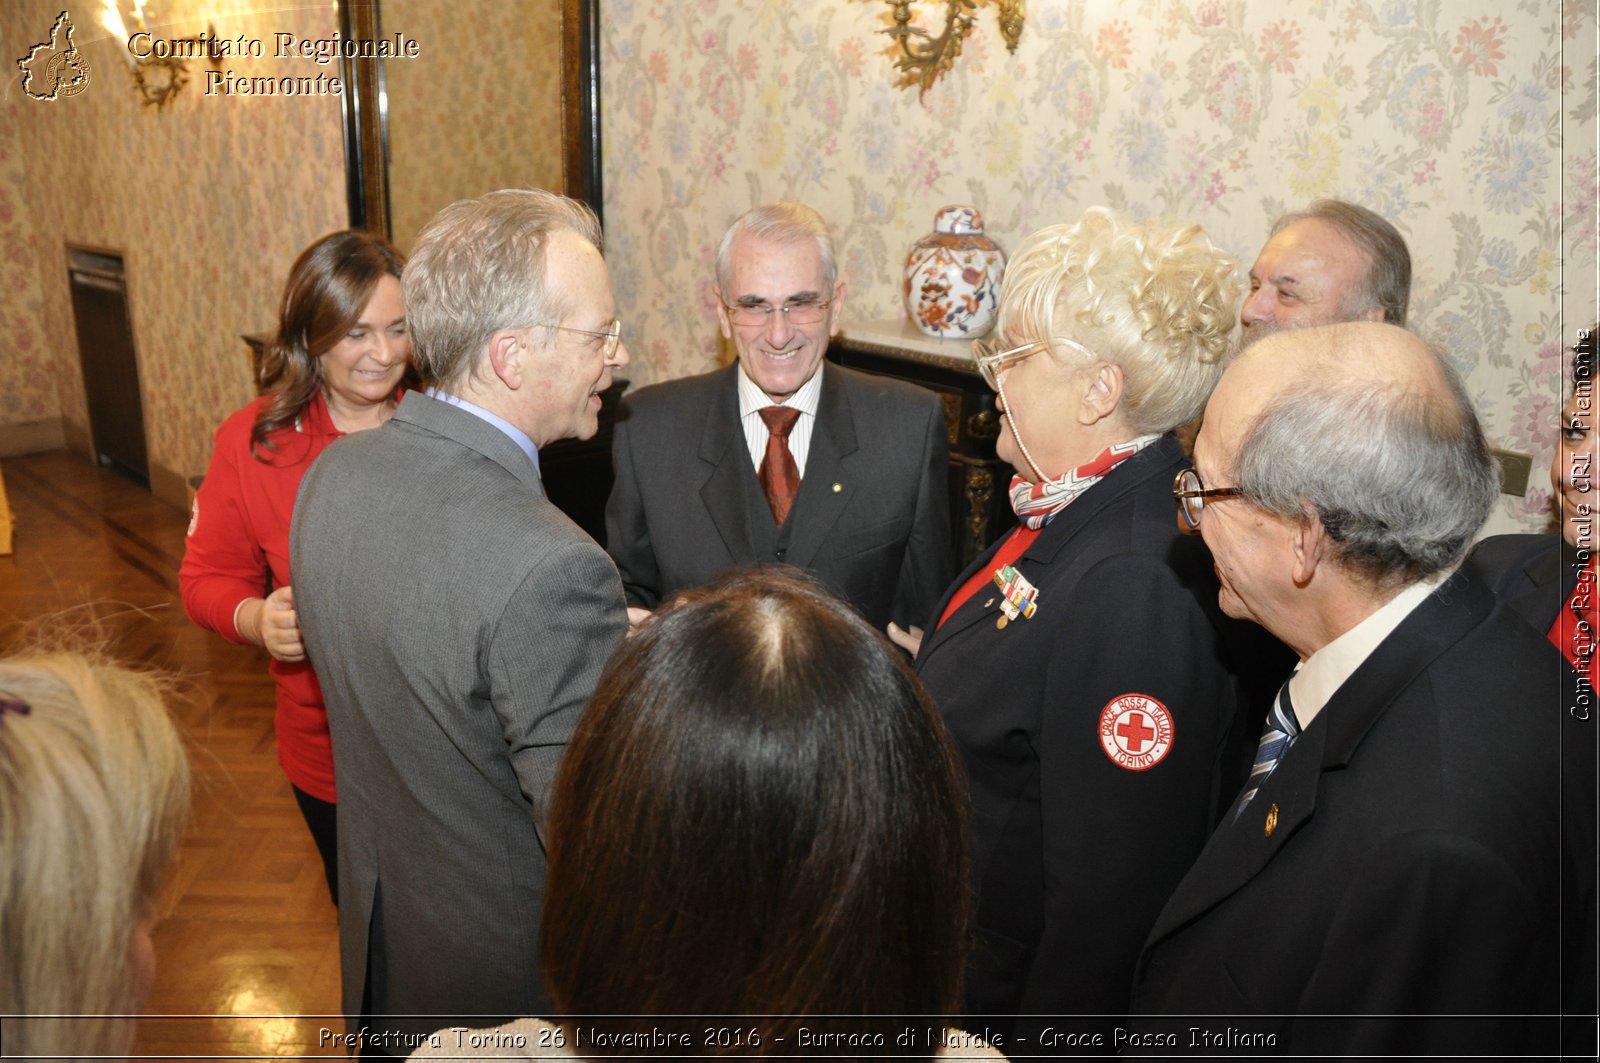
[{"xmin": 1097, "ymin": 694, "xmax": 1174, "ymax": 771}]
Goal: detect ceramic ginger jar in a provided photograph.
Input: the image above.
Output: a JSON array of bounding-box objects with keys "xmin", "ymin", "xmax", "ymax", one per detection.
[{"xmin": 903, "ymin": 205, "xmax": 1006, "ymax": 339}]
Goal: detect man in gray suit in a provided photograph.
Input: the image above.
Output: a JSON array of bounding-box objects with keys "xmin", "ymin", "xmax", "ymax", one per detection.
[
  {"xmin": 605, "ymin": 203, "xmax": 952, "ymax": 635},
  {"xmin": 292, "ymin": 189, "xmax": 629, "ymax": 1053}
]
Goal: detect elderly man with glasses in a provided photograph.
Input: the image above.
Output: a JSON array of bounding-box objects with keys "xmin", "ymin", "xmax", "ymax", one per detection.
[
  {"xmin": 604, "ymin": 202, "xmax": 952, "ymax": 633},
  {"xmin": 1130, "ymin": 321, "xmax": 1567, "ymax": 1056}
]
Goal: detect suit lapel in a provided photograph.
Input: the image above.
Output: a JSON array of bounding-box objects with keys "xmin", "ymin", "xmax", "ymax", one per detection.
[
  {"xmin": 915, "ymin": 527, "xmax": 1012, "ymax": 662},
  {"xmin": 1144, "ymin": 715, "xmax": 1325, "ymax": 941},
  {"xmin": 782, "ymin": 369, "xmax": 858, "ymax": 570},
  {"xmin": 697, "ymin": 368, "xmax": 759, "ymax": 563},
  {"xmin": 1143, "ymin": 571, "xmax": 1497, "ymax": 946},
  {"xmin": 1506, "ymin": 540, "xmax": 1571, "ymax": 628},
  {"xmin": 919, "ymin": 437, "xmax": 1184, "ymax": 654}
]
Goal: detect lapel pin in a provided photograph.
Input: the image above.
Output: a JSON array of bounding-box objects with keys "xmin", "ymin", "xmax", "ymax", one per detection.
[
  {"xmin": 1264, "ymin": 803, "xmax": 1279, "ymax": 838},
  {"xmin": 831, "ymin": 482, "xmax": 842, "ymax": 493},
  {"xmin": 990, "ymin": 564, "xmax": 1040, "ymax": 630}
]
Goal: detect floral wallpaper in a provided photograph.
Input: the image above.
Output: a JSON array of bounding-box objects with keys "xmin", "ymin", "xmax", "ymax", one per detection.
[
  {"xmin": 384, "ymin": 0, "xmax": 565, "ymax": 255},
  {"xmin": 0, "ymin": 0, "xmax": 1592, "ymax": 533},
  {"xmin": 0, "ymin": 50, "xmax": 51, "ymax": 432},
  {"xmin": 2, "ymin": 0, "xmax": 347, "ymax": 489},
  {"xmin": 599, "ymin": 0, "xmax": 1597, "ymax": 534}
]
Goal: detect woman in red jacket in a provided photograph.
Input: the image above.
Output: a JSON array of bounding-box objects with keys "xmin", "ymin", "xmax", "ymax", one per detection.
[{"xmin": 180, "ymin": 230, "xmax": 410, "ymax": 904}]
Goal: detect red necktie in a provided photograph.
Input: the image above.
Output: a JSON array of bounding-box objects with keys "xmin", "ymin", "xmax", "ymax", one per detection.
[{"xmin": 758, "ymin": 406, "xmax": 802, "ymax": 526}]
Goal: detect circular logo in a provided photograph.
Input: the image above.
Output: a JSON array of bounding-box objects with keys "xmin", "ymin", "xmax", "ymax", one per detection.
[
  {"xmin": 1097, "ymin": 694, "xmax": 1174, "ymax": 772},
  {"xmin": 45, "ymin": 50, "xmax": 90, "ymax": 98}
]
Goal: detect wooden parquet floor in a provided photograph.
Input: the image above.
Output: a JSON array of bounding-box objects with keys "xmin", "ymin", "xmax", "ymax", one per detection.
[{"xmin": 0, "ymin": 451, "xmax": 345, "ymax": 1060}]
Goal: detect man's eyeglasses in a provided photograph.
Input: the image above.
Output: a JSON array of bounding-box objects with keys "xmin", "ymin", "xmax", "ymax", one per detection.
[
  {"xmin": 1172, "ymin": 468, "xmax": 1244, "ymax": 531},
  {"xmin": 538, "ymin": 320, "xmax": 623, "ymax": 360},
  {"xmin": 723, "ymin": 301, "xmax": 831, "ymax": 328}
]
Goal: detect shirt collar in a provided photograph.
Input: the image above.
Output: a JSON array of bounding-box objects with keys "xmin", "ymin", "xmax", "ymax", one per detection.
[
  {"xmin": 736, "ymin": 361, "xmax": 824, "ymax": 418},
  {"xmin": 425, "ymin": 388, "xmax": 540, "ymax": 473},
  {"xmin": 1288, "ymin": 569, "xmax": 1450, "ymax": 730}
]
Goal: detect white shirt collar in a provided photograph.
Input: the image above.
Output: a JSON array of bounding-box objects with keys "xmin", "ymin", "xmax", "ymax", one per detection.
[
  {"xmin": 735, "ymin": 361, "xmax": 824, "ymax": 418},
  {"xmin": 1288, "ymin": 569, "xmax": 1451, "ymax": 730}
]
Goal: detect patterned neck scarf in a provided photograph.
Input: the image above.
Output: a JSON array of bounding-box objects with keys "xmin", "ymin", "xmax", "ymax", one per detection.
[{"xmin": 1009, "ymin": 435, "xmax": 1160, "ymax": 529}]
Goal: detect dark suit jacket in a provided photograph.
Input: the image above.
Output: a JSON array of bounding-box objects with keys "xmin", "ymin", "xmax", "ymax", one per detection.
[
  {"xmin": 291, "ymin": 394, "xmax": 628, "ymax": 1044},
  {"xmin": 1465, "ymin": 533, "xmax": 1598, "ymax": 1050},
  {"xmin": 1129, "ymin": 570, "xmax": 1567, "ymax": 1056},
  {"xmin": 1464, "ymin": 532, "xmax": 1578, "ymax": 628},
  {"xmin": 604, "ymin": 363, "xmax": 953, "ymax": 630},
  {"xmin": 914, "ymin": 436, "xmax": 1244, "ymax": 1041}
]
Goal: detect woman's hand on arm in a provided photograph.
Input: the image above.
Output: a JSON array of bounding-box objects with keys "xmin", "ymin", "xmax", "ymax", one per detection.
[{"xmin": 234, "ymin": 585, "xmax": 307, "ymax": 662}]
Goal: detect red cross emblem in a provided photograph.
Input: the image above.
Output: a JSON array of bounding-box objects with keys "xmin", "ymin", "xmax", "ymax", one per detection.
[{"xmin": 1098, "ymin": 694, "xmax": 1175, "ymax": 771}]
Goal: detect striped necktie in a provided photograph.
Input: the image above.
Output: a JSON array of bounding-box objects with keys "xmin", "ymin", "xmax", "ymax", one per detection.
[{"xmin": 1235, "ymin": 680, "xmax": 1300, "ymax": 820}]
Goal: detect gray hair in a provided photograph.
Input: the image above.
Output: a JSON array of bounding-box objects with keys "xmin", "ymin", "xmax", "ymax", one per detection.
[
  {"xmin": 715, "ymin": 203, "xmax": 837, "ymax": 295},
  {"xmin": 1270, "ymin": 199, "xmax": 1411, "ymax": 326},
  {"xmin": 1234, "ymin": 359, "xmax": 1496, "ymax": 588},
  {"xmin": 403, "ymin": 189, "xmax": 602, "ymax": 389}
]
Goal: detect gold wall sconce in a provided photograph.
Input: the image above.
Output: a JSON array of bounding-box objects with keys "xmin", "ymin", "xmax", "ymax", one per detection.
[
  {"xmin": 98, "ymin": 0, "xmax": 221, "ymax": 110},
  {"xmin": 881, "ymin": 0, "xmax": 1024, "ymax": 99}
]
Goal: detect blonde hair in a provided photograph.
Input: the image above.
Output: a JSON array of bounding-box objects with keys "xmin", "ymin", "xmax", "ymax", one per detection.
[
  {"xmin": 0, "ymin": 646, "xmax": 190, "ymax": 1061},
  {"xmin": 997, "ymin": 207, "xmax": 1243, "ymax": 434}
]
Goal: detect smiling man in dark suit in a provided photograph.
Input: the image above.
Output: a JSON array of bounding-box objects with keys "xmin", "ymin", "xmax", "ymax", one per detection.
[
  {"xmin": 1131, "ymin": 322, "xmax": 1567, "ymax": 1056},
  {"xmin": 605, "ymin": 203, "xmax": 952, "ymax": 632}
]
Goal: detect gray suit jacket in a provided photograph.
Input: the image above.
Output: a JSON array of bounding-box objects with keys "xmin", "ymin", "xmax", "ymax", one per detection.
[
  {"xmin": 291, "ymin": 392, "xmax": 627, "ymax": 1041},
  {"xmin": 604, "ymin": 363, "xmax": 953, "ymax": 630}
]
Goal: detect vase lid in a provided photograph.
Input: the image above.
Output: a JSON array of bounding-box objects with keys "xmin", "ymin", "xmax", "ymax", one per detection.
[{"xmin": 933, "ymin": 205, "xmax": 985, "ymax": 235}]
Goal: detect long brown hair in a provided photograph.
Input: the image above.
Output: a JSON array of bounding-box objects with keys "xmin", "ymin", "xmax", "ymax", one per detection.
[
  {"xmin": 250, "ymin": 230, "xmax": 408, "ymax": 458},
  {"xmin": 542, "ymin": 569, "xmax": 971, "ymax": 1059}
]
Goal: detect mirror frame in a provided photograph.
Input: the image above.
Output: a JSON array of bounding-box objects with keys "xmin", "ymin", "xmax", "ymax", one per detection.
[{"xmin": 338, "ymin": 0, "xmax": 603, "ymax": 235}]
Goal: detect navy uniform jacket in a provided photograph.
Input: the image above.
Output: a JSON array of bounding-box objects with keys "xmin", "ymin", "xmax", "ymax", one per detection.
[
  {"xmin": 604, "ymin": 363, "xmax": 953, "ymax": 630},
  {"xmin": 1465, "ymin": 533, "xmax": 1597, "ymax": 1053},
  {"xmin": 1465, "ymin": 532, "xmax": 1579, "ymax": 627},
  {"xmin": 915, "ymin": 435, "xmax": 1244, "ymax": 1044},
  {"xmin": 1129, "ymin": 569, "xmax": 1568, "ymax": 1056}
]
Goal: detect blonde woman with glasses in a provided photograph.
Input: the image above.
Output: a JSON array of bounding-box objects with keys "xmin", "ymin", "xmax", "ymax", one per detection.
[{"xmin": 909, "ymin": 207, "xmax": 1249, "ymax": 1043}]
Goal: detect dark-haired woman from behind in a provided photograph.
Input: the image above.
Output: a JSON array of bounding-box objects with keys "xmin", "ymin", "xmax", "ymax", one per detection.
[
  {"xmin": 179, "ymin": 230, "xmax": 412, "ymax": 905},
  {"xmin": 413, "ymin": 568, "xmax": 1004, "ymax": 1060}
]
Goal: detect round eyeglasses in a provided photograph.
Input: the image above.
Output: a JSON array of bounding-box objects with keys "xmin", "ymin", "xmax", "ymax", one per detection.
[
  {"xmin": 1172, "ymin": 468, "xmax": 1244, "ymax": 531},
  {"xmin": 723, "ymin": 300, "xmax": 831, "ymax": 328}
]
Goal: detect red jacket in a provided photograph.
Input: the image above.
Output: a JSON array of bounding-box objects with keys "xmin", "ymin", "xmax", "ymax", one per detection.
[{"xmin": 180, "ymin": 393, "xmax": 345, "ymax": 801}]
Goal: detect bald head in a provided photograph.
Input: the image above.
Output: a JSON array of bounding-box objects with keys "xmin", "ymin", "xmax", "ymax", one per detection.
[
  {"xmin": 1202, "ymin": 322, "xmax": 1496, "ymax": 588},
  {"xmin": 1222, "ymin": 322, "xmax": 1449, "ymax": 426}
]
